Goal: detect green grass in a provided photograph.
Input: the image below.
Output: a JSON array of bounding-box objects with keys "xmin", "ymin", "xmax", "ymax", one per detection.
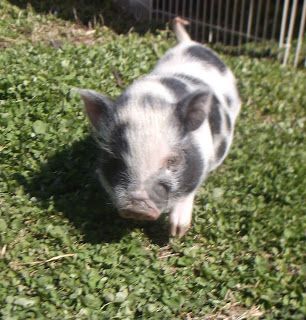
[{"xmin": 1, "ymin": 1, "xmax": 306, "ymax": 319}]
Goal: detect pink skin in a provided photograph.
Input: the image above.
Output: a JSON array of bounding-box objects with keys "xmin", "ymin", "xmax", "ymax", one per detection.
[{"xmin": 169, "ymin": 192, "xmax": 195, "ymax": 238}]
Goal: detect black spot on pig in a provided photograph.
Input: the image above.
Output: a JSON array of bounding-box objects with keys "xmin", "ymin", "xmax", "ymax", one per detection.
[
  {"xmin": 141, "ymin": 94, "xmax": 159, "ymax": 107},
  {"xmin": 217, "ymin": 139, "xmax": 227, "ymax": 161},
  {"xmin": 99, "ymin": 152, "xmax": 129, "ymax": 189},
  {"xmin": 186, "ymin": 45, "xmax": 227, "ymax": 73},
  {"xmin": 225, "ymin": 112, "xmax": 232, "ymax": 131},
  {"xmin": 160, "ymin": 77, "xmax": 188, "ymax": 99},
  {"xmin": 99, "ymin": 122, "xmax": 131, "ymax": 188},
  {"xmin": 209, "ymin": 97, "xmax": 222, "ymax": 136},
  {"xmin": 161, "ymin": 52, "xmax": 174, "ymax": 62},
  {"xmin": 116, "ymin": 93, "xmax": 130, "ymax": 108},
  {"xmin": 148, "ymin": 180, "xmax": 170, "ymax": 210},
  {"xmin": 174, "ymin": 73, "xmax": 207, "ymax": 87},
  {"xmin": 224, "ymin": 94, "xmax": 233, "ymax": 108},
  {"xmin": 140, "ymin": 94, "xmax": 169, "ymax": 109},
  {"xmin": 110, "ymin": 122, "xmax": 130, "ymax": 156},
  {"xmin": 178, "ymin": 139, "xmax": 204, "ymax": 194}
]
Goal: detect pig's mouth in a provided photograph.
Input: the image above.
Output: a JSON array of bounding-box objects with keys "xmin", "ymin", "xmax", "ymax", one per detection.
[
  {"xmin": 118, "ymin": 201, "xmax": 161, "ymax": 221},
  {"xmin": 119, "ymin": 208, "xmax": 160, "ymax": 221}
]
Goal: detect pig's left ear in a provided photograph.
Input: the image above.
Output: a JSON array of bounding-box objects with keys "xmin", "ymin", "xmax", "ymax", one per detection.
[
  {"xmin": 177, "ymin": 90, "xmax": 212, "ymax": 132},
  {"xmin": 78, "ymin": 89, "xmax": 113, "ymax": 130}
]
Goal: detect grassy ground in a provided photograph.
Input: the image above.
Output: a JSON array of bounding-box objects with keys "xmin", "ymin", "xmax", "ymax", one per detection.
[{"xmin": 1, "ymin": 1, "xmax": 305, "ymax": 319}]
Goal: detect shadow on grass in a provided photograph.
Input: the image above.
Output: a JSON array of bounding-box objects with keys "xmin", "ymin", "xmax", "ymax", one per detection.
[
  {"xmin": 8, "ymin": 0, "xmax": 160, "ymax": 35},
  {"xmin": 19, "ymin": 136, "xmax": 169, "ymax": 245}
]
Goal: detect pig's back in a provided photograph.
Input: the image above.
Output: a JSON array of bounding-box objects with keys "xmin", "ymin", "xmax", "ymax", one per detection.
[
  {"xmin": 150, "ymin": 41, "xmax": 241, "ymax": 172},
  {"xmin": 152, "ymin": 41, "xmax": 240, "ymax": 119}
]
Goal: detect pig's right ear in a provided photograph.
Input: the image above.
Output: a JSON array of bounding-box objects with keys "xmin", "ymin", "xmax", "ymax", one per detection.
[
  {"xmin": 177, "ymin": 90, "xmax": 212, "ymax": 132},
  {"xmin": 78, "ymin": 89, "xmax": 113, "ymax": 130}
]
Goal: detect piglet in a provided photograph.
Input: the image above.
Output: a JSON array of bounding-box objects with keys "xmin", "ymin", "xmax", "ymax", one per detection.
[{"xmin": 79, "ymin": 18, "xmax": 241, "ymax": 237}]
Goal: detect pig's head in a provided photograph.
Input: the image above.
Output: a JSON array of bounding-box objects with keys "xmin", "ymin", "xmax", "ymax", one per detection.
[{"xmin": 80, "ymin": 89, "xmax": 209, "ymax": 221}]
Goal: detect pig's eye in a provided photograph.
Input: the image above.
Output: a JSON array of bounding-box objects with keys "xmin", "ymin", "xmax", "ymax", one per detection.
[{"xmin": 166, "ymin": 155, "xmax": 181, "ymax": 169}]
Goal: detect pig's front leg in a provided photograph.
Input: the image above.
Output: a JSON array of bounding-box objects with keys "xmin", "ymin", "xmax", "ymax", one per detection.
[{"xmin": 169, "ymin": 193, "xmax": 195, "ymax": 238}]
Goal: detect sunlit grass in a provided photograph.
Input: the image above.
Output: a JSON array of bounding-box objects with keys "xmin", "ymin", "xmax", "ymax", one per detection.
[{"xmin": 0, "ymin": 1, "xmax": 305, "ymax": 319}]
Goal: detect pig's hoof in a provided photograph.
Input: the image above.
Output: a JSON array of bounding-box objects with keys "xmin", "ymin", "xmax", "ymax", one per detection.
[
  {"xmin": 169, "ymin": 223, "xmax": 190, "ymax": 238},
  {"xmin": 169, "ymin": 195, "xmax": 194, "ymax": 238}
]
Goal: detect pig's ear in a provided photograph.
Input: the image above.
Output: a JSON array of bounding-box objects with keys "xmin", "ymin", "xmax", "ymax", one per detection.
[
  {"xmin": 78, "ymin": 89, "xmax": 113, "ymax": 130},
  {"xmin": 177, "ymin": 90, "xmax": 211, "ymax": 132}
]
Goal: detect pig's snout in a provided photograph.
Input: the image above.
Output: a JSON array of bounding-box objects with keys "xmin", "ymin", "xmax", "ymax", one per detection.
[{"xmin": 119, "ymin": 191, "xmax": 161, "ymax": 221}]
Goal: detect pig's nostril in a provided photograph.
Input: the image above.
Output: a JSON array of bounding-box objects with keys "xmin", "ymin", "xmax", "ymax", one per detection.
[{"xmin": 131, "ymin": 199, "xmax": 146, "ymax": 208}]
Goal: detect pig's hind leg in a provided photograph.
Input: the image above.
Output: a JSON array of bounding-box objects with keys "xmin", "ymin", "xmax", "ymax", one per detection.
[{"xmin": 169, "ymin": 193, "xmax": 195, "ymax": 238}]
